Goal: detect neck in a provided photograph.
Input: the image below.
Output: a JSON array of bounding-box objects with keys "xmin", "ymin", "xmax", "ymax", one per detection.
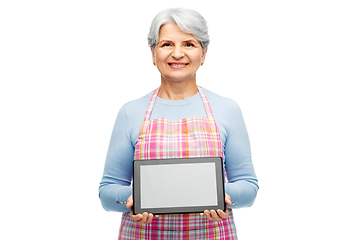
[{"xmin": 158, "ymin": 77, "xmax": 198, "ymax": 101}]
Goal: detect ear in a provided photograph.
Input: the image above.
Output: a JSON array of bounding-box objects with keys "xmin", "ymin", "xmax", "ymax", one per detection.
[
  {"xmin": 151, "ymin": 47, "xmax": 156, "ymax": 65},
  {"xmin": 201, "ymin": 47, "xmax": 208, "ymax": 65}
]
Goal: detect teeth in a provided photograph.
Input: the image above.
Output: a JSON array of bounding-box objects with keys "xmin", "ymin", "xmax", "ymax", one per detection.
[{"xmin": 170, "ymin": 64, "xmax": 186, "ymax": 66}]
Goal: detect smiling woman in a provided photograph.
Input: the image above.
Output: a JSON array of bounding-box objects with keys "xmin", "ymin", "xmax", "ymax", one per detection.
[
  {"xmin": 99, "ymin": 7, "xmax": 258, "ymax": 240},
  {"xmin": 151, "ymin": 23, "xmax": 207, "ymax": 99}
]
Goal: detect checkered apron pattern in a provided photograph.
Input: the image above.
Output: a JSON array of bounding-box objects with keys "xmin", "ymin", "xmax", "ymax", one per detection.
[{"xmin": 118, "ymin": 86, "xmax": 237, "ymax": 239}]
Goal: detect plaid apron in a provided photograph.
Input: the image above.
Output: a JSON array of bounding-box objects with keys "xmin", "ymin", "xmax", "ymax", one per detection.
[{"xmin": 119, "ymin": 86, "xmax": 237, "ymax": 239}]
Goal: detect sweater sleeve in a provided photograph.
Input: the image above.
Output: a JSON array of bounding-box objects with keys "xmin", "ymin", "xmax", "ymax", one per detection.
[
  {"xmin": 224, "ymin": 100, "xmax": 259, "ymax": 208},
  {"xmin": 98, "ymin": 106, "xmax": 134, "ymax": 212}
]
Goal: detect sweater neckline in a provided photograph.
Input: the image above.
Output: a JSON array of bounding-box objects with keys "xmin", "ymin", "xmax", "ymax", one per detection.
[{"xmin": 148, "ymin": 91, "xmax": 201, "ymax": 106}]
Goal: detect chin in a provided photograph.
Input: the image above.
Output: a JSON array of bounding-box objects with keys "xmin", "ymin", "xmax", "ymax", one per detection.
[{"xmin": 162, "ymin": 74, "xmax": 196, "ymax": 83}]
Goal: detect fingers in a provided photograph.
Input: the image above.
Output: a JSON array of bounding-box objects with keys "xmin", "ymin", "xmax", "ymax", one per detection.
[
  {"xmin": 130, "ymin": 211, "xmax": 155, "ymax": 225},
  {"xmin": 210, "ymin": 210, "xmax": 222, "ymax": 221},
  {"xmin": 217, "ymin": 208, "xmax": 229, "ymax": 219},
  {"xmin": 201, "ymin": 210, "xmax": 221, "ymax": 222},
  {"xmin": 200, "ymin": 210, "xmax": 210, "ymax": 220},
  {"xmin": 135, "ymin": 212, "xmax": 148, "ymax": 224},
  {"xmin": 134, "ymin": 212, "xmax": 155, "ymax": 224},
  {"xmin": 130, "ymin": 208, "xmax": 143, "ymax": 221},
  {"xmin": 200, "ymin": 208, "xmax": 229, "ymax": 222},
  {"xmin": 144, "ymin": 213, "xmax": 154, "ymax": 224},
  {"xmin": 127, "ymin": 194, "xmax": 155, "ymax": 224}
]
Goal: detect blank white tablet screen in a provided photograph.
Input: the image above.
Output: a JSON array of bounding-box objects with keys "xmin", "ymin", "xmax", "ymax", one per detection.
[{"xmin": 140, "ymin": 162, "xmax": 218, "ymax": 209}]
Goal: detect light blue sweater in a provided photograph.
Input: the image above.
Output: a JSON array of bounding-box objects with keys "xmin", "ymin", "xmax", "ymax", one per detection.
[{"xmin": 99, "ymin": 87, "xmax": 258, "ymax": 212}]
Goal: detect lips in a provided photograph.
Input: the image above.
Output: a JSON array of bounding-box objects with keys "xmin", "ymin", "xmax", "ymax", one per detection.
[{"xmin": 168, "ymin": 62, "xmax": 188, "ymax": 69}]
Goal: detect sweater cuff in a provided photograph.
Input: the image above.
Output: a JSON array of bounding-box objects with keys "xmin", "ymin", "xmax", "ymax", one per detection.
[
  {"xmin": 115, "ymin": 186, "xmax": 132, "ymax": 210},
  {"xmin": 225, "ymin": 182, "xmax": 240, "ymax": 208}
]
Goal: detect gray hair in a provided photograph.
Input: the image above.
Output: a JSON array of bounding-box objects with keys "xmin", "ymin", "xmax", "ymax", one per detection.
[{"xmin": 148, "ymin": 8, "xmax": 210, "ymax": 51}]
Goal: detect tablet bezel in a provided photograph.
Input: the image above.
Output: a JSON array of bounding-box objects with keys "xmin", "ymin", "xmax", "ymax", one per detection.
[{"xmin": 133, "ymin": 157, "xmax": 225, "ymax": 215}]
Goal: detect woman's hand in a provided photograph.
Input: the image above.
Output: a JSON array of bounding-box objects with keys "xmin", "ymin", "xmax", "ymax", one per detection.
[
  {"xmin": 200, "ymin": 193, "xmax": 231, "ymax": 222},
  {"xmin": 126, "ymin": 194, "xmax": 155, "ymax": 224}
]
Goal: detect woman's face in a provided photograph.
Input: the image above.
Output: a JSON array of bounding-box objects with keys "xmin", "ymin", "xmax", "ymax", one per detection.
[{"xmin": 152, "ymin": 23, "xmax": 207, "ymax": 83}]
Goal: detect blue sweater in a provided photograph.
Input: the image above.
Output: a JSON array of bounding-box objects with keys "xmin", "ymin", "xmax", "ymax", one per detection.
[{"xmin": 99, "ymin": 87, "xmax": 258, "ymax": 212}]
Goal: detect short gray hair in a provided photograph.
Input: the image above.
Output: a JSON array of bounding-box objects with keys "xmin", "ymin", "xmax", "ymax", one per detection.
[{"xmin": 148, "ymin": 8, "xmax": 210, "ymax": 51}]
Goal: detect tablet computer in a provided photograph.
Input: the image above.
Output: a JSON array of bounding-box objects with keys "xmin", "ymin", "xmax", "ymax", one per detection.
[{"xmin": 133, "ymin": 157, "xmax": 225, "ymax": 215}]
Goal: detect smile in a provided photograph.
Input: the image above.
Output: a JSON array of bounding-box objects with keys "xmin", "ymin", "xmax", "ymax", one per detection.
[{"xmin": 168, "ymin": 62, "xmax": 188, "ymax": 69}]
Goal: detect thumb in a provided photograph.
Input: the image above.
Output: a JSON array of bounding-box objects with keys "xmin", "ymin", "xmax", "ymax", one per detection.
[
  {"xmin": 225, "ymin": 193, "xmax": 232, "ymax": 206},
  {"xmin": 126, "ymin": 195, "xmax": 133, "ymax": 209}
]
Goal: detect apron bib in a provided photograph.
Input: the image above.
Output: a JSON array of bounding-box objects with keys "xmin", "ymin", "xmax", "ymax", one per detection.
[{"xmin": 119, "ymin": 86, "xmax": 237, "ymax": 240}]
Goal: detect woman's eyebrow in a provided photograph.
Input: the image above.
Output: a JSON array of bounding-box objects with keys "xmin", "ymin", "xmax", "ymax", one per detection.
[
  {"xmin": 158, "ymin": 39, "xmax": 172, "ymax": 44},
  {"xmin": 183, "ymin": 38, "xmax": 197, "ymax": 42},
  {"xmin": 158, "ymin": 38, "xmax": 198, "ymax": 43}
]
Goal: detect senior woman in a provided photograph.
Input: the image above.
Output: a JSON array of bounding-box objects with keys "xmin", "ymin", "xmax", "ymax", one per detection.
[{"xmin": 99, "ymin": 8, "xmax": 258, "ymax": 239}]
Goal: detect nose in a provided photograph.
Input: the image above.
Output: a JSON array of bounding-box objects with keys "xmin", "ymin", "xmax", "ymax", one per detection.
[{"xmin": 172, "ymin": 46, "xmax": 184, "ymax": 59}]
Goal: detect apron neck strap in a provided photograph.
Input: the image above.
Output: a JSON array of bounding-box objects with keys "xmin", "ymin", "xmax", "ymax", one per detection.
[
  {"xmin": 197, "ymin": 86, "xmax": 215, "ymax": 120},
  {"xmin": 143, "ymin": 85, "xmax": 214, "ymax": 122}
]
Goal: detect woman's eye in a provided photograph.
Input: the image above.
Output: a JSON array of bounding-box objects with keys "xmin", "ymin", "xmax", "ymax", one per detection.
[
  {"xmin": 185, "ymin": 43, "xmax": 194, "ymax": 47},
  {"xmin": 162, "ymin": 43, "xmax": 171, "ymax": 47}
]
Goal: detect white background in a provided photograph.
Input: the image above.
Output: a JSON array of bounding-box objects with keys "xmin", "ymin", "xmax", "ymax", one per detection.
[{"xmin": 1, "ymin": 0, "xmax": 359, "ymax": 239}]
